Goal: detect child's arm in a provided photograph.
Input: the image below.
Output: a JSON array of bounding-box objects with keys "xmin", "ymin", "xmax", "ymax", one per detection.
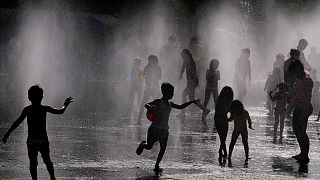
[
  {"xmin": 246, "ymin": 110, "xmax": 254, "ymax": 130},
  {"xmin": 171, "ymin": 99, "xmax": 199, "ymax": 109},
  {"xmin": 46, "ymin": 97, "xmax": 73, "ymax": 114},
  {"xmin": 264, "ymin": 76, "xmax": 270, "ymax": 91},
  {"xmin": 2, "ymin": 108, "xmax": 28, "ymax": 144}
]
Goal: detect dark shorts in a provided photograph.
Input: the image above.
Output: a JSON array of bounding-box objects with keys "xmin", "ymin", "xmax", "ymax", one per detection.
[{"xmin": 147, "ymin": 127, "xmax": 169, "ymax": 147}]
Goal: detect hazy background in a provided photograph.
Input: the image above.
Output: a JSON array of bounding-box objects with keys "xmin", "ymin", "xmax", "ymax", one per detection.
[{"xmin": 0, "ymin": 0, "xmax": 320, "ymax": 118}]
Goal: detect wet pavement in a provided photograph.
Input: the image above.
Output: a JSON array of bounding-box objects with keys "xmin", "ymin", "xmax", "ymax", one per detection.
[{"xmin": 1, "ymin": 105, "xmax": 320, "ymax": 179}]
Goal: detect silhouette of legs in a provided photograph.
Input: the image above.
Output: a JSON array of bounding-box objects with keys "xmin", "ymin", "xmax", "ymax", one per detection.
[
  {"xmin": 241, "ymin": 130, "xmax": 249, "ymax": 159},
  {"xmin": 292, "ymin": 105, "xmax": 311, "ymax": 160},
  {"xmin": 274, "ymin": 114, "xmax": 280, "ymax": 138},
  {"xmin": 228, "ymin": 130, "xmax": 240, "ymax": 159},
  {"xmin": 27, "ymin": 141, "xmax": 55, "ymax": 180},
  {"xmin": 39, "ymin": 141, "xmax": 55, "ymax": 180},
  {"xmin": 27, "ymin": 142, "xmax": 38, "ymax": 180},
  {"xmin": 216, "ymin": 121, "xmax": 228, "ymax": 165},
  {"xmin": 203, "ymin": 88, "xmax": 212, "ymax": 108},
  {"xmin": 136, "ymin": 127, "xmax": 169, "ymax": 171}
]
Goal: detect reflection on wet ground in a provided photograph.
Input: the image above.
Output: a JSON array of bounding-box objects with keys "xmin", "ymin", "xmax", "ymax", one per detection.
[{"xmin": 1, "ymin": 106, "xmax": 320, "ymax": 179}]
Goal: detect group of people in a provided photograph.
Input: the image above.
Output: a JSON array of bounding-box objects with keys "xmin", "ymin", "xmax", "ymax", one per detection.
[
  {"xmin": 135, "ymin": 37, "xmax": 315, "ymax": 173},
  {"xmin": 0, "ymin": 36, "xmax": 316, "ymax": 179}
]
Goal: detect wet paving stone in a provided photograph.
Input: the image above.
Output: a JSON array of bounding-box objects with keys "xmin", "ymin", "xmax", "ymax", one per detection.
[{"xmin": 1, "ymin": 106, "xmax": 320, "ymax": 179}]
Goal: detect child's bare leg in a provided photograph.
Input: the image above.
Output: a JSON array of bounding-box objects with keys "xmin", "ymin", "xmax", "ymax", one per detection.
[
  {"xmin": 241, "ymin": 131, "xmax": 249, "ymax": 159},
  {"xmin": 155, "ymin": 142, "xmax": 167, "ymax": 170},
  {"xmin": 137, "ymin": 90, "xmax": 149, "ymax": 122},
  {"xmin": 27, "ymin": 143, "xmax": 38, "ymax": 180},
  {"xmin": 279, "ymin": 114, "xmax": 285, "ymax": 138},
  {"xmin": 39, "ymin": 141, "xmax": 55, "ymax": 180},
  {"xmin": 274, "ymin": 114, "xmax": 280, "ymax": 137},
  {"xmin": 155, "ymin": 131, "xmax": 169, "ymax": 171},
  {"xmin": 228, "ymin": 130, "xmax": 240, "ymax": 159},
  {"xmin": 203, "ymin": 88, "xmax": 211, "ymax": 109}
]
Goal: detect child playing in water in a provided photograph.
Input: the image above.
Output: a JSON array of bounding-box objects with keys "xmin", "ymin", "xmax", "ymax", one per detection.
[
  {"xmin": 228, "ymin": 100, "xmax": 254, "ymax": 167},
  {"xmin": 264, "ymin": 67, "xmax": 283, "ymax": 116},
  {"xmin": 136, "ymin": 82, "xmax": 199, "ymax": 173},
  {"xmin": 2, "ymin": 85, "xmax": 73, "ymax": 180},
  {"xmin": 202, "ymin": 59, "xmax": 220, "ymax": 122},
  {"xmin": 214, "ymin": 86, "xmax": 233, "ymax": 166},
  {"xmin": 137, "ymin": 55, "xmax": 161, "ymax": 124},
  {"xmin": 269, "ymin": 83, "xmax": 289, "ymax": 143}
]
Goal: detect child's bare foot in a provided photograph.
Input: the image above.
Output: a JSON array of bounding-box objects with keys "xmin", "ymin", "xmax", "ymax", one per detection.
[{"xmin": 153, "ymin": 166, "xmax": 163, "ymax": 173}]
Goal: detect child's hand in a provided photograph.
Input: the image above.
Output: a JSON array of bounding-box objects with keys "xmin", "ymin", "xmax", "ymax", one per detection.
[
  {"xmin": 2, "ymin": 135, "xmax": 8, "ymax": 144},
  {"xmin": 249, "ymin": 126, "xmax": 254, "ymax": 130},
  {"xmin": 64, "ymin": 97, "xmax": 73, "ymax": 107},
  {"xmin": 193, "ymin": 99, "xmax": 200, "ymax": 104}
]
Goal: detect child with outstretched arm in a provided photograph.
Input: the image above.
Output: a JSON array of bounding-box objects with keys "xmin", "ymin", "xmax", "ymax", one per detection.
[
  {"xmin": 2, "ymin": 85, "xmax": 73, "ymax": 180},
  {"xmin": 227, "ymin": 100, "xmax": 254, "ymax": 167},
  {"xmin": 136, "ymin": 82, "xmax": 199, "ymax": 173}
]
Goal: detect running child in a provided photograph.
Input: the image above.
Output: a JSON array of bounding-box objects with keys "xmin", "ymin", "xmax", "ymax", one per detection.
[
  {"xmin": 2, "ymin": 85, "xmax": 73, "ymax": 180},
  {"xmin": 228, "ymin": 100, "xmax": 254, "ymax": 167},
  {"xmin": 136, "ymin": 82, "xmax": 199, "ymax": 173},
  {"xmin": 202, "ymin": 59, "xmax": 220, "ymax": 122},
  {"xmin": 137, "ymin": 55, "xmax": 161, "ymax": 124}
]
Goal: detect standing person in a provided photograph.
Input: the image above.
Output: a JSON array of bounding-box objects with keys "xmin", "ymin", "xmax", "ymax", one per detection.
[
  {"xmin": 137, "ymin": 55, "xmax": 161, "ymax": 124},
  {"xmin": 273, "ymin": 53, "xmax": 285, "ymax": 77},
  {"xmin": 128, "ymin": 58, "xmax": 144, "ymax": 114},
  {"xmin": 283, "ymin": 49, "xmax": 300, "ymax": 118},
  {"xmin": 264, "ymin": 67, "xmax": 283, "ymax": 116},
  {"xmin": 188, "ymin": 36, "xmax": 207, "ymax": 99},
  {"xmin": 297, "ymin": 39, "xmax": 311, "ymax": 72},
  {"xmin": 2, "ymin": 85, "xmax": 73, "ymax": 180},
  {"xmin": 288, "ymin": 60, "xmax": 313, "ymax": 163},
  {"xmin": 214, "ymin": 86, "xmax": 234, "ymax": 166},
  {"xmin": 228, "ymin": 100, "xmax": 254, "ymax": 167},
  {"xmin": 202, "ymin": 59, "xmax": 220, "ymax": 122},
  {"xmin": 178, "ymin": 49, "xmax": 209, "ymax": 119},
  {"xmin": 159, "ymin": 34, "xmax": 181, "ymax": 84},
  {"xmin": 234, "ymin": 48, "xmax": 251, "ymax": 101},
  {"xmin": 269, "ymin": 83, "xmax": 289, "ymax": 143},
  {"xmin": 136, "ymin": 82, "xmax": 199, "ymax": 173}
]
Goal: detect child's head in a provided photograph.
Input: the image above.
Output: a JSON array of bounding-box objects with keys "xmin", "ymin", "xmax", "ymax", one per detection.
[
  {"xmin": 133, "ymin": 58, "xmax": 142, "ymax": 67},
  {"xmin": 148, "ymin": 55, "xmax": 158, "ymax": 66},
  {"xmin": 276, "ymin": 53, "xmax": 284, "ymax": 62},
  {"xmin": 209, "ymin": 59, "xmax": 219, "ymax": 70},
  {"xmin": 290, "ymin": 49, "xmax": 300, "ymax": 59},
  {"xmin": 28, "ymin": 84, "xmax": 43, "ymax": 104},
  {"xmin": 297, "ymin": 39, "xmax": 308, "ymax": 50},
  {"xmin": 168, "ymin": 35, "xmax": 176, "ymax": 44},
  {"xmin": 219, "ymin": 86, "xmax": 234, "ymax": 102},
  {"xmin": 161, "ymin": 82, "xmax": 174, "ymax": 99},
  {"xmin": 230, "ymin": 100, "xmax": 244, "ymax": 116},
  {"xmin": 181, "ymin": 49, "xmax": 192, "ymax": 60},
  {"xmin": 241, "ymin": 48, "xmax": 250, "ymax": 58}
]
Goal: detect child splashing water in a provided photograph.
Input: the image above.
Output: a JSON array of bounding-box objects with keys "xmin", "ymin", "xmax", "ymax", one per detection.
[{"xmin": 136, "ymin": 82, "xmax": 199, "ymax": 173}]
